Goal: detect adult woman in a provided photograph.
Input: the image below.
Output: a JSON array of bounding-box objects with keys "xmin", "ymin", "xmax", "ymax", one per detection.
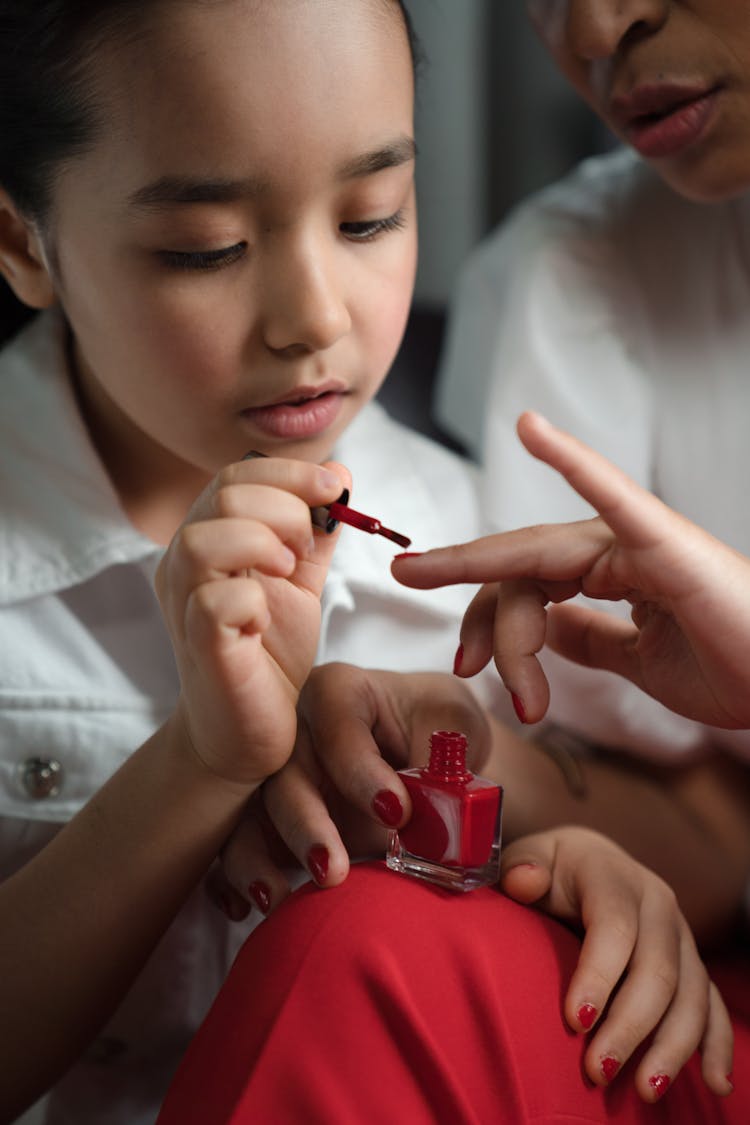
[{"xmin": 436, "ymin": 0, "xmax": 750, "ymax": 762}]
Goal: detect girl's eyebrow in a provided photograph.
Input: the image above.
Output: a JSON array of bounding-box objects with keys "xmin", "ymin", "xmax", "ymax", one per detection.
[
  {"xmin": 337, "ymin": 135, "xmax": 417, "ymax": 179},
  {"xmin": 127, "ymin": 135, "xmax": 417, "ymax": 212}
]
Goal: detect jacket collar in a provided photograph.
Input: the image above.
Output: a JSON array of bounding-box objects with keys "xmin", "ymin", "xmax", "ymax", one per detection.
[{"xmin": 0, "ymin": 310, "xmax": 157, "ymax": 606}]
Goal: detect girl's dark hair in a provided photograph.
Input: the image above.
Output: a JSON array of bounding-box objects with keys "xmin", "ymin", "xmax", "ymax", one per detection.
[{"xmin": 0, "ymin": 0, "xmax": 421, "ymax": 343}]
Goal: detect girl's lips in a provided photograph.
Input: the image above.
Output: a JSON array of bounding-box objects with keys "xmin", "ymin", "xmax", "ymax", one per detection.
[
  {"xmin": 622, "ymin": 87, "xmax": 720, "ymax": 159},
  {"xmin": 241, "ymin": 390, "xmax": 345, "ymax": 439}
]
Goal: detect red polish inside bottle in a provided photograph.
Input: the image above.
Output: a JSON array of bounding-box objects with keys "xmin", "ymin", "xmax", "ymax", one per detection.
[{"xmin": 386, "ymin": 731, "xmax": 503, "ymax": 892}]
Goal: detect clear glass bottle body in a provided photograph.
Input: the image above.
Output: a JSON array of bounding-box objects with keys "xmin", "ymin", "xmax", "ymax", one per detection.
[{"xmin": 386, "ymin": 731, "xmax": 503, "ymax": 892}]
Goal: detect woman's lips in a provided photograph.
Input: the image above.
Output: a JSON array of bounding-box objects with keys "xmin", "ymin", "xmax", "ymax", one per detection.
[
  {"xmin": 241, "ymin": 389, "xmax": 345, "ymax": 439},
  {"xmin": 616, "ymin": 85, "xmax": 720, "ymax": 159}
]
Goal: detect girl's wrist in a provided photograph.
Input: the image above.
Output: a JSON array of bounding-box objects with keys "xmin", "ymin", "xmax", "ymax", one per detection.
[{"xmin": 165, "ymin": 704, "xmax": 263, "ymax": 803}]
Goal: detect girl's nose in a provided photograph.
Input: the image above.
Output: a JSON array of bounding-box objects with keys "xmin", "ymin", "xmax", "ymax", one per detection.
[
  {"xmin": 564, "ymin": 0, "xmax": 668, "ymax": 61},
  {"xmin": 261, "ymin": 242, "xmax": 352, "ymax": 357}
]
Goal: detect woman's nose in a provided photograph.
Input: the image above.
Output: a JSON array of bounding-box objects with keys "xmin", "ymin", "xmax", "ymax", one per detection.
[
  {"xmin": 261, "ymin": 242, "xmax": 352, "ymax": 357},
  {"xmin": 563, "ymin": 0, "xmax": 668, "ymax": 61}
]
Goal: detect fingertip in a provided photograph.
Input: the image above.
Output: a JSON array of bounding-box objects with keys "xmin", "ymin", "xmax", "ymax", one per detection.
[
  {"xmin": 510, "ymin": 690, "xmax": 526, "ymax": 723},
  {"xmin": 574, "ymin": 1002, "xmax": 599, "ymax": 1033},
  {"xmin": 372, "ymin": 788, "xmax": 405, "ymax": 828},
  {"xmin": 280, "ymin": 544, "xmax": 298, "ymax": 572},
  {"xmin": 516, "ymin": 410, "xmax": 549, "ymax": 446},
  {"xmin": 306, "ymin": 842, "xmax": 351, "ymax": 889},
  {"xmin": 701, "ymin": 1061, "xmax": 735, "ymax": 1098},
  {"xmin": 500, "ymin": 861, "xmax": 549, "ymax": 905}
]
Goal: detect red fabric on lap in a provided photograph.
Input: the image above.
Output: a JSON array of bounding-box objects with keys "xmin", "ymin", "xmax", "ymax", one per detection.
[{"xmin": 158, "ymin": 862, "xmax": 749, "ymax": 1124}]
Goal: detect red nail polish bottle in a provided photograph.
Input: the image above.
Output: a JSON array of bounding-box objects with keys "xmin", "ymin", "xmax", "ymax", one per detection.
[{"xmin": 386, "ymin": 730, "xmax": 503, "ymax": 892}]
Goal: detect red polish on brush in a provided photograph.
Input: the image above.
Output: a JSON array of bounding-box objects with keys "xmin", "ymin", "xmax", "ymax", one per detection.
[
  {"xmin": 327, "ymin": 500, "xmax": 412, "ymax": 548},
  {"xmin": 311, "ymin": 488, "xmax": 411, "ymax": 548},
  {"xmin": 243, "ymin": 454, "xmax": 413, "ymax": 549}
]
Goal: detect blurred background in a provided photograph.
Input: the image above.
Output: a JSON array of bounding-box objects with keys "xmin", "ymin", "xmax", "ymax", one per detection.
[{"xmin": 379, "ymin": 0, "xmax": 614, "ymax": 450}]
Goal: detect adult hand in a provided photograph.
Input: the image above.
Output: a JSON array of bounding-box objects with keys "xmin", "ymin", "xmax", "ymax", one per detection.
[
  {"xmin": 213, "ymin": 664, "xmax": 492, "ymax": 915},
  {"xmin": 393, "ymin": 411, "xmax": 750, "ymax": 728}
]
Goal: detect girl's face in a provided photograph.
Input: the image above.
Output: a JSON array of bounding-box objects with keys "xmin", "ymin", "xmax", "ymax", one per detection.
[
  {"xmin": 45, "ymin": 0, "xmax": 417, "ymax": 491},
  {"xmin": 526, "ymin": 0, "xmax": 750, "ymax": 202}
]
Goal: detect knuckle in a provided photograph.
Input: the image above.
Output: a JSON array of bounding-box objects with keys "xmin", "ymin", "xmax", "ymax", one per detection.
[
  {"xmin": 616, "ymin": 1016, "xmax": 651, "ymax": 1048},
  {"xmin": 175, "ymin": 522, "xmax": 206, "ymax": 565},
  {"xmin": 212, "ymin": 483, "xmax": 244, "ymax": 519},
  {"xmin": 650, "ymin": 958, "xmax": 679, "ymax": 998},
  {"xmin": 216, "ymin": 462, "xmax": 242, "ymax": 489}
]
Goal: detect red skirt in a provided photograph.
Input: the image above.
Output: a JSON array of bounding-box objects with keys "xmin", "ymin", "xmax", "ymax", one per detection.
[{"xmin": 158, "ymin": 861, "xmax": 749, "ymax": 1124}]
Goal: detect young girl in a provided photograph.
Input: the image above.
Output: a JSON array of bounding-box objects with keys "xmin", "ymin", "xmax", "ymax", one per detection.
[
  {"xmin": 0, "ymin": 2, "xmax": 733, "ymax": 1123},
  {"xmin": 0, "ymin": 2, "xmax": 483, "ymax": 1120}
]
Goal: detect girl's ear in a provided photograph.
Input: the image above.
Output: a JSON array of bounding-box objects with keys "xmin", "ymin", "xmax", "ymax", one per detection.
[{"xmin": 0, "ymin": 188, "xmax": 57, "ymax": 310}]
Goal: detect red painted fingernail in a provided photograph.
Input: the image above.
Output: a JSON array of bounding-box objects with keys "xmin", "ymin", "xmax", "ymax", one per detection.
[
  {"xmin": 601, "ymin": 1056, "xmax": 620, "ymax": 1083},
  {"xmin": 649, "ymin": 1074, "xmax": 671, "ymax": 1099},
  {"xmin": 577, "ymin": 1003, "xmax": 597, "ymax": 1031},
  {"xmin": 453, "ymin": 643, "xmax": 464, "ymax": 675},
  {"xmin": 248, "ymin": 881, "xmax": 271, "ymax": 915},
  {"xmin": 393, "ymin": 552, "xmax": 423, "ymax": 560},
  {"xmin": 372, "ymin": 789, "xmax": 403, "ymax": 827},
  {"xmin": 511, "ymin": 691, "xmax": 526, "ymax": 723},
  {"xmin": 307, "ymin": 845, "xmax": 329, "ymax": 885}
]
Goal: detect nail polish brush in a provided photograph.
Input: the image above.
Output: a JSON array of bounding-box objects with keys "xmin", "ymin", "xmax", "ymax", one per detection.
[
  {"xmin": 242, "ymin": 452, "xmax": 412, "ymax": 549},
  {"xmin": 311, "ymin": 489, "xmax": 412, "ymax": 548}
]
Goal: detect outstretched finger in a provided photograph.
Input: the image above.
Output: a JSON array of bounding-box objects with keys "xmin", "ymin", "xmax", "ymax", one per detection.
[
  {"xmin": 516, "ymin": 412, "xmax": 672, "ymax": 551},
  {"xmin": 391, "ymin": 518, "xmax": 610, "ymax": 590}
]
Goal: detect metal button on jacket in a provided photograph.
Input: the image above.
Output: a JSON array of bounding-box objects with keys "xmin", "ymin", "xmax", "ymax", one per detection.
[{"xmin": 18, "ymin": 756, "xmax": 63, "ymax": 799}]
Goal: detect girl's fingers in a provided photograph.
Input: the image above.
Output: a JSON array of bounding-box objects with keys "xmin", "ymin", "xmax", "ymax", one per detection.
[
  {"xmin": 499, "ymin": 835, "xmax": 555, "ymax": 905},
  {"xmin": 566, "ymin": 889, "xmax": 650, "ymax": 1045},
  {"xmin": 159, "ymin": 517, "xmax": 299, "ymax": 626},
  {"xmin": 174, "ymin": 505, "xmax": 308, "ymax": 577},
  {"xmin": 183, "ymin": 575, "xmax": 272, "ymax": 653},
  {"xmin": 162, "ymin": 458, "xmax": 351, "ymax": 607},
  {"xmin": 193, "ymin": 456, "xmax": 346, "ymax": 523},
  {"xmin": 631, "ymin": 929, "xmax": 732, "ymax": 1102},
  {"xmin": 699, "ymin": 981, "xmax": 735, "ymax": 1097},
  {"xmin": 580, "ymin": 885, "xmax": 686, "ymax": 1090}
]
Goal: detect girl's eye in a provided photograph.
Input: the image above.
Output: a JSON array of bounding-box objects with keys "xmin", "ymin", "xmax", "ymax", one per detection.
[
  {"xmin": 340, "ymin": 210, "xmax": 406, "ymax": 242},
  {"xmin": 157, "ymin": 241, "xmax": 247, "ymax": 271}
]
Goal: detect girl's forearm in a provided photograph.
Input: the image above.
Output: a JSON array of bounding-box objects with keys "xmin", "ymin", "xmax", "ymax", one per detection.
[
  {"xmin": 487, "ymin": 716, "xmax": 750, "ymax": 948},
  {"xmin": 0, "ymin": 711, "xmax": 255, "ymax": 1122}
]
